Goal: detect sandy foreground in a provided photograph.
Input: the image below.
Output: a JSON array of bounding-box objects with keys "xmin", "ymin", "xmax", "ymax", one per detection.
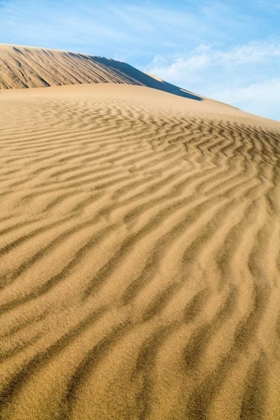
[{"xmin": 1, "ymin": 47, "xmax": 280, "ymax": 420}]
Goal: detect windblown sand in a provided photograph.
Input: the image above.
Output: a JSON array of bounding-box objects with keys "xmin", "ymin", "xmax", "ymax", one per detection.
[{"xmin": 1, "ymin": 49, "xmax": 280, "ymax": 420}]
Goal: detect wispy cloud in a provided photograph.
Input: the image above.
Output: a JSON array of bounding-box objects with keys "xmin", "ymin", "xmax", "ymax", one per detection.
[
  {"xmin": 214, "ymin": 79, "xmax": 280, "ymax": 121},
  {"xmin": 1, "ymin": 0, "xmax": 278, "ymax": 60},
  {"xmin": 0, "ymin": 0, "xmax": 279, "ymax": 119},
  {"xmin": 144, "ymin": 42, "xmax": 280, "ymax": 120},
  {"xmin": 0, "ymin": 0, "xmax": 137, "ymax": 56}
]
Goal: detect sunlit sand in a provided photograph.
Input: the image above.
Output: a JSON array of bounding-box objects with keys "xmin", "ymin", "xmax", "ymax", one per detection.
[{"xmin": 1, "ymin": 45, "xmax": 280, "ymax": 420}]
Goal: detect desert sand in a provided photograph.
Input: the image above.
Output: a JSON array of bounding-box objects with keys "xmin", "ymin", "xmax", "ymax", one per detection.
[{"xmin": 0, "ymin": 45, "xmax": 280, "ymax": 420}]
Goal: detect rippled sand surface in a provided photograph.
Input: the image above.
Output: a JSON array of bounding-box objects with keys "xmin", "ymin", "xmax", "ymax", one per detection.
[{"xmin": 0, "ymin": 79, "xmax": 280, "ymax": 420}]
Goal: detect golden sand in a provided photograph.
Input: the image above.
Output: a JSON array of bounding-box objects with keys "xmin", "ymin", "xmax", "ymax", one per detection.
[{"xmin": 0, "ymin": 46, "xmax": 280, "ymax": 420}]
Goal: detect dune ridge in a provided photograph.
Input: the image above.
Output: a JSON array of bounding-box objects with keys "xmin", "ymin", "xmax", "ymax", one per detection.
[
  {"xmin": 0, "ymin": 63, "xmax": 280, "ymax": 419},
  {"xmin": 0, "ymin": 44, "xmax": 201, "ymax": 100}
]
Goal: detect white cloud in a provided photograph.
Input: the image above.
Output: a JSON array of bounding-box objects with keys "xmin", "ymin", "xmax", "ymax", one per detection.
[
  {"xmin": 0, "ymin": 0, "xmax": 279, "ymax": 120},
  {"xmin": 144, "ymin": 42, "xmax": 280, "ymax": 121},
  {"xmin": 146, "ymin": 42, "xmax": 280, "ymax": 76},
  {"xmin": 211, "ymin": 79, "xmax": 280, "ymax": 120},
  {"xmin": 217, "ymin": 43, "xmax": 280, "ymax": 64}
]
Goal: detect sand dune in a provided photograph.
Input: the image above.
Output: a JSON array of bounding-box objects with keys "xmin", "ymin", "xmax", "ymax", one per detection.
[
  {"xmin": 1, "ymin": 48, "xmax": 280, "ymax": 420},
  {"xmin": 0, "ymin": 44, "xmax": 201, "ymax": 100}
]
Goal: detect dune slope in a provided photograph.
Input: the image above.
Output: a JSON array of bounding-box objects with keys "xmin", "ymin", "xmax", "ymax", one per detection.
[
  {"xmin": 0, "ymin": 63, "xmax": 280, "ymax": 419},
  {"xmin": 0, "ymin": 44, "xmax": 201, "ymax": 100}
]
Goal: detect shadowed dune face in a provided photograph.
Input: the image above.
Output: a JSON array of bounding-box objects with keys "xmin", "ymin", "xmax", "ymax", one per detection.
[
  {"xmin": 0, "ymin": 78, "xmax": 280, "ymax": 420},
  {"xmin": 0, "ymin": 44, "xmax": 202, "ymax": 100}
]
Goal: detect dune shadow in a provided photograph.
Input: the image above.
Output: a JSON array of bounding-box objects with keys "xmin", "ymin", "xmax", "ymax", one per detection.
[{"xmin": 86, "ymin": 56, "xmax": 203, "ymax": 101}]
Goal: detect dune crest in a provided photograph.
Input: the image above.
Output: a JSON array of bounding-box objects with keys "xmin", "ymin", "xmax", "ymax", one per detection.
[
  {"xmin": 0, "ymin": 44, "xmax": 201, "ymax": 100},
  {"xmin": 0, "ymin": 47, "xmax": 280, "ymax": 420}
]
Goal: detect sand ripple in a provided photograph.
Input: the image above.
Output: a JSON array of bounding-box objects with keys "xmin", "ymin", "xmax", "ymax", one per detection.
[{"xmin": 0, "ymin": 84, "xmax": 280, "ymax": 419}]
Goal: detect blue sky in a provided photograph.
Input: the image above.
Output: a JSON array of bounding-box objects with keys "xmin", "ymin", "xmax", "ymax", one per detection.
[{"xmin": 0, "ymin": 0, "xmax": 280, "ymax": 120}]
